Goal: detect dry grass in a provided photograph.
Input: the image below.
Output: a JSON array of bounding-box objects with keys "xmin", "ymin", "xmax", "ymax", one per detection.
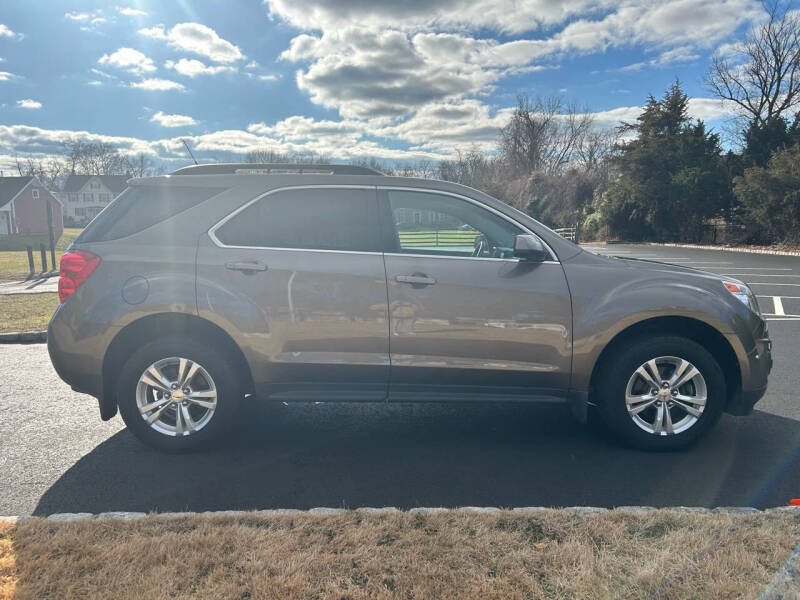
[
  {"xmin": 0, "ymin": 293, "xmax": 58, "ymax": 333},
  {"xmin": 1, "ymin": 510, "xmax": 798, "ymax": 599},
  {"xmin": 0, "ymin": 228, "xmax": 82, "ymax": 280}
]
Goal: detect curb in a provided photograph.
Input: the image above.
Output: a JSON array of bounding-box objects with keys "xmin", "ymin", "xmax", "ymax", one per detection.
[
  {"xmin": 760, "ymin": 540, "xmax": 800, "ymax": 599},
  {"xmin": 2, "ymin": 505, "xmax": 798, "ymax": 523},
  {"xmin": 0, "ymin": 331, "xmax": 47, "ymax": 344},
  {"xmin": 647, "ymin": 242, "xmax": 800, "ymax": 257}
]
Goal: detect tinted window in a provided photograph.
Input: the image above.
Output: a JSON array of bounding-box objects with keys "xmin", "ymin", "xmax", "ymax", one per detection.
[
  {"xmin": 387, "ymin": 191, "xmax": 522, "ymax": 258},
  {"xmin": 78, "ymin": 185, "xmax": 224, "ymax": 242},
  {"xmin": 215, "ymin": 188, "xmax": 380, "ymax": 252}
]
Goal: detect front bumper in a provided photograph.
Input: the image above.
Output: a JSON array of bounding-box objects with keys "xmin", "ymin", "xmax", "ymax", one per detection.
[{"xmin": 726, "ymin": 331, "xmax": 772, "ymax": 416}]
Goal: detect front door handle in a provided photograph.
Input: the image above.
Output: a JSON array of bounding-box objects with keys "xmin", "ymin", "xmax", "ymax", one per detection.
[
  {"xmin": 396, "ymin": 274, "xmax": 436, "ymax": 285},
  {"xmin": 226, "ymin": 261, "xmax": 267, "ymax": 272}
]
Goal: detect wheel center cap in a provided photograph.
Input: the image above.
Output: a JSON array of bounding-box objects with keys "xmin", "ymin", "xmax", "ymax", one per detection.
[
  {"xmin": 172, "ymin": 390, "xmax": 184, "ymax": 400},
  {"xmin": 658, "ymin": 388, "xmax": 670, "ymax": 400}
]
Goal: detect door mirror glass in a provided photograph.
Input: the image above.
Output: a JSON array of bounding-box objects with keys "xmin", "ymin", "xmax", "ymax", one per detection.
[{"xmin": 513, "ymin": 234, "xmax": 549, "ymax": 261}]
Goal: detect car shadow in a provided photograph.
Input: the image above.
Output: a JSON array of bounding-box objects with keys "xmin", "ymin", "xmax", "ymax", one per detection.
[{"xmin": 33, "ymin": 402, "xmax": 800, "ymax": 514}]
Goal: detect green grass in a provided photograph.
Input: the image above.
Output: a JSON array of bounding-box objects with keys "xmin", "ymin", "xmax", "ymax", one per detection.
[
  {"xmin": 0, "ymin": 228, "xmax": 82, "ymax": 280},
  {"xmin": 0, "ymin": 293, "xmax": 58, "ymax": 333}
]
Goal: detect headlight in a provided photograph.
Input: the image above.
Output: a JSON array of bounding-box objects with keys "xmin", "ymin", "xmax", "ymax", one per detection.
[{"xmin": 722, "ymin": 280, "xmax": 760, "ymax": 314}]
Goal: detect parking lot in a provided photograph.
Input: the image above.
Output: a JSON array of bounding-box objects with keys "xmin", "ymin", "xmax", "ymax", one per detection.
[{"xmin": 1, "ymin": 243, "xmax": 799, "ymax": 516}]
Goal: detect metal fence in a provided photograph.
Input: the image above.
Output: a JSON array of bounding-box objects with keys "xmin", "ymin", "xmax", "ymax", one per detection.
[
  {"xmin": 397, "ymin": 230, "xmax": 480, "ymax": 248},
  {"xmin": 553, "ymin": 226, "xmax": 577, "ymax": 242}
]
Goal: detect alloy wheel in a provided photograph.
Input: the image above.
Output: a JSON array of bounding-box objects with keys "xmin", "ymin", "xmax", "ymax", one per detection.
[
  {"xmin": 624, "ymin": 356, "xmax": 707, "ymax": 436},
  {"xmin": 136, "ymin": 357, "xmax": 217, "ymax": 437}
]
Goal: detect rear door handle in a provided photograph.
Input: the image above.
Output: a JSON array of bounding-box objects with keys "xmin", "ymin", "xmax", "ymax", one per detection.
[
  {"xmin": 396, "ymin": 274, "xmax": 436, "ymax": 285},
  {"xmin": 226, "ymin": 261, "xmax": 267, "ymax": 272}
]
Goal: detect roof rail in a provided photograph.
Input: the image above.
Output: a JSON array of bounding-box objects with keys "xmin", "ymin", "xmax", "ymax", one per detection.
[{"xmin": 169, "ymin": 163, "xmax": 384, "ymax": 176}]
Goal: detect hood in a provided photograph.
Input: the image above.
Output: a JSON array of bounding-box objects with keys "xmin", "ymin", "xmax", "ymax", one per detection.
[{"xmin": 597, "ymin": 253, "xmax": 745, "ymax": 286}]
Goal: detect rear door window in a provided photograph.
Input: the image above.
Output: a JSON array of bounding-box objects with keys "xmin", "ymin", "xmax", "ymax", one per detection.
[
  {"xmin": 213, "ymin": 187, "xmax": 380, "ymax": 252},
  {"xmin": 78, "ymin": 185, "xmax": 225, "ymax": 242}
]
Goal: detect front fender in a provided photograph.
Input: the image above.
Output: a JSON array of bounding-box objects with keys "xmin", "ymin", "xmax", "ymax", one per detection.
[{"xmin": 564, "ymin": 254, "xmax": 757, "ymax": 393}]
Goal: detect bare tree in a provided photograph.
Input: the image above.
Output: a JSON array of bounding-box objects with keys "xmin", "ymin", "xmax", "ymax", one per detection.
[
  {"xmin": 705, "ymin": 0, "xmax": 800, "ymax": 126},
  {"xmin": 499, "ymin": 95, "xmax": 594, "ymax": 177},
  {"xmin": 348, "ymin": 157, "xmax": 395, "ymax": 174},
  {"xmin": 14, "ymin": 156, "xmax": 65, "ymax": 189},
  {"xmin": 397, "ymin": 160, "xmax": 437, "ymax": 179},
  {"xmin": 124, "ymin": 153, "xmax": 160, "ymax": 177},
  {"xmin": 244, "ymin": 149, "xmax": 330, "ymax": 164},
  {"xmin": 62, "ymin": 140, "xmax": 130, "ymax": 175}
]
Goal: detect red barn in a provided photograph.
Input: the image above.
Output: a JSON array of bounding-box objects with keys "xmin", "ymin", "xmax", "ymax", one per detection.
[{"xmin": 0, "ymin": 176, "xmax": 63, "ymax": 238}]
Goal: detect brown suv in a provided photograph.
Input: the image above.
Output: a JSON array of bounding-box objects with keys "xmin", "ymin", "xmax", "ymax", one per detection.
[{"xmin": 48, "ymin": 164, "xmax": 772, "ymax": 452}]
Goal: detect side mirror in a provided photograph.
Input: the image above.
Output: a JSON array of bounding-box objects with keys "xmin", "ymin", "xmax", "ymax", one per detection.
[{"xmin": 513, "ymin": 234, "xmax": 549, "ymax": 262}]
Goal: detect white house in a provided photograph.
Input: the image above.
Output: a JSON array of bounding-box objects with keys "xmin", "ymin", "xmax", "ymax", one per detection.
[{"xmin": 59, "ymin": 175, "xmax": 129, "ymax": 226}]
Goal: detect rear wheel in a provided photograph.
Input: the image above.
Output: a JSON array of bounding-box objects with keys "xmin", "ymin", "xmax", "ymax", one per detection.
[
  {"xmin": 597, "ymin": 336, "xmax": 726, "ymax": 450},
  {"xmin": 117, "ymin": 336, "xmax": 242, "ymax": 452}
]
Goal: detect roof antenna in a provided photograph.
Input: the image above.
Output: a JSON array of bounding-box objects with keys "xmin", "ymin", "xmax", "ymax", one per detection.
[{"xmin": 182, "ymin": 139, "xmax": 198, "ymax": 165}]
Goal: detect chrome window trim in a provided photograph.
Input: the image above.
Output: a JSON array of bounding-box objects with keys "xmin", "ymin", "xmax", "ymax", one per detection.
[
  {"xmin": 207, "ymin": 184, "xmax": 382, "ymax": 255},
  {"xmin": 379, "ymin": 186, "xmax": 559, "ymax": 263},
  {"xmin": 207, "ymin": 183, "xmax": 559, "ymax": 263},
  {"xmin": 383, "ymin": 252, "xmax": 559, "ymax": 265}
]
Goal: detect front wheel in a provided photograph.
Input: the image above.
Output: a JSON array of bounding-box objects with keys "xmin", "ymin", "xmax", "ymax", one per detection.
[
  {"xmin": 117, "ymin": 336, "xmax": 242, "ymax": 452},
  {"xmin": 597, "ymin": 336, "xmax": 726, "ymax": 451}
]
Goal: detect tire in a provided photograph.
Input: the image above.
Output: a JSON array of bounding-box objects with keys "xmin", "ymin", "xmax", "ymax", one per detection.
[
  {"xmin": 117, "ymin": 336, "xmax": 243, "ymax": 452},
  {"xmin": 597, "ymin": 335, "xmax": 726, "ymax": 451}
]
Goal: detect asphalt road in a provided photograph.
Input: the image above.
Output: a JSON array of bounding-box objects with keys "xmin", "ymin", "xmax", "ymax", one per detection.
[{"xmin": 1, "ymin": 244, "xmax": 799, "ymax": 516}]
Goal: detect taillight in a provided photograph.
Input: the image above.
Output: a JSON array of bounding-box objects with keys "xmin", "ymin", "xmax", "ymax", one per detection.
[{"xmin": 58, "ymin": 250, "xmax": 101, "ymax": 304}]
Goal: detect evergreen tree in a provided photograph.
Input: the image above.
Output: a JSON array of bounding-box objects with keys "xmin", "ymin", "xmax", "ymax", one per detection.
[{"xmin": 598, "ymin": 82, "xmax": 730, "ymax": 242}]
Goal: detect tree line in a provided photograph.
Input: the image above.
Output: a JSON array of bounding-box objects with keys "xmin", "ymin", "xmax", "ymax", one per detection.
[
  {"xmin": 348, "ymin": 0, "xmax": 800, "ymax": 246},
  {"xmin": 14, "ymin": 141, "xmax": 162, "ymax": 190},
  {"xmin": 14, "ymin": 1, "xmax": 798, "ymax": 246}
]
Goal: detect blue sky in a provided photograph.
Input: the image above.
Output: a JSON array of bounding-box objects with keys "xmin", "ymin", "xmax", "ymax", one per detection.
[{"xmin": 0, "ymin": 0, "xmax": 768, "ymax": 171}]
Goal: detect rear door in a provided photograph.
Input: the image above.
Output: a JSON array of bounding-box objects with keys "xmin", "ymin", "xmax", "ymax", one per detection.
[
  {"xmin": 380, "ymin": 188, "xmax": 572, "ymax": 400},
  {"xmin": 197, "ymin": 185, "xmax": 390, "ymax": 401}
]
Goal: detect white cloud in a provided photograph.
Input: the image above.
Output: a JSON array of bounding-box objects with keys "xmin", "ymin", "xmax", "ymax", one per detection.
[
  {"xmin": 377, "ymin": 99, "xmax": 514, "ymax": 151},
  {"xmin": 150, "ymin": 111, "xmax": 197, "ymax": 127},
  {"xmin": 138, "ymin": 25, "xmax": 167, "ymax": 39},
  {"xmin": 139, "ymin": 22, "xmax": 244, "ymax": 63},
  {"xmin": 165, "ymin": 58, "xmax": 235, "ymax": 77},
  {"xmin": 616, "ymin": 46, "xmax": 701, "ymax": 72},
  {"xmin": 17, "ymin": 99, "xmax": 42, "ymax": 109},
  {"xmin": 266, "ymin": 0, "xmax": 614, "ymax": 35},
  {"xmin": 0, "ymin": 71, "xmax": 16, "ymax": 81},
  {"xmin": 64, "ymin": 11, "xmax": 90, "ymax": 21},
  {"xmin": 131, "ymin": 78, "xmax": 185, "ymax": 91},
  {"xmin": 90, "ymin": 68, "xmax": 117, "ymax": 80},
  {"xmin": 258, "ymin": 74, "xmax": 279, "ymax": 81},
  {"xmin": 118, "ymin": 7, "xmax": 148, "ymax": 17},
  {"xmin": 274, "ymin": 0, "xmax": 764, "ymax": 120},
  {"xmin": 0, "ymin": 23, "xmax": 22, "ymax": 40},
  {"xmin": 99, "ymin": 47, "xmax": 157, "ymax": 75}
]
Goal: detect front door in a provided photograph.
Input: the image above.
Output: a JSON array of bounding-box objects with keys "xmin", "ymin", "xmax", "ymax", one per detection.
[
  {"xmin": 381, "ymin": 189, "xmax": 572, "ymax": 400},
  {"xmin": 197, "ymin": 186, "xmax": 389, "ymax": 401}
]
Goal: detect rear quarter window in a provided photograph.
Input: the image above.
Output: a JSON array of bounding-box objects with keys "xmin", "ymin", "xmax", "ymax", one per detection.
[
  {"xmin": 77, "ymin": 185, "xmax": 225, "ymax": 242},
  {"xmin": 213, "ymin": 188, "xmax": 380, "ymax": 252}
]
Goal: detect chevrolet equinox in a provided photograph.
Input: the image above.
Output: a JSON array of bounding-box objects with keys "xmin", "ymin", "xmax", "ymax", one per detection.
[{"xmin": 48, "ymin": 163, "xmax": 772, "ymax": 452}]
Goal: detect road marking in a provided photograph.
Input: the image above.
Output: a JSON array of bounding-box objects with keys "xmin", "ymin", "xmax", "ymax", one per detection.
[
  {"xmin": 758, "ymin": 295, "xmax": 800, "ymax": 299},
  {"xmin": 748, "ymin": 282, "xmax": 800, "ymax": 287},
  {"xmin": 773, "ymin": 297, "xmax": 786, "ymax": 316},
  {"xmin": 718, "ymin": 268, "xmax": 794, "ymax": 271},
  {"xmin": 719, "ymin": 274, "xmax": 800, "ymax": 278},
  {"xmin": 765, "ymin": 317, "xmax": 800, "ymax": 321}
]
